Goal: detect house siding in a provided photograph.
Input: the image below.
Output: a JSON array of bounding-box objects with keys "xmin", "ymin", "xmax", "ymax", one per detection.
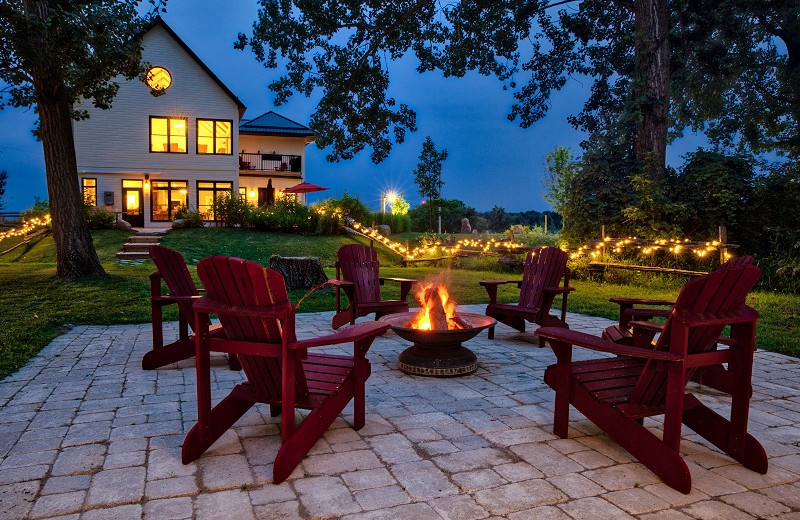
[{"xmin": 73, "ymin": 24, "xmax": 240, "ymax": 225}]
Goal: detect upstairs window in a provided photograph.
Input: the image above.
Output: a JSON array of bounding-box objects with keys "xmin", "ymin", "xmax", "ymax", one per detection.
[
  {"xmin": 197, "ymin": 119, "xmax": 232, "ymax": 154},
  {"xmin": 150, "ymin": 116, "xmax": 187, "ymax": 153},
  {"xmin": 82, "ymin": 178, "xmax": 97, "ymax": 206}
]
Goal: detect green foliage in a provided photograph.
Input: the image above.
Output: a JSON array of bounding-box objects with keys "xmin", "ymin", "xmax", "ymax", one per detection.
[
  {"xmin": 84, "ymin": 206, "xmax": 116, "ymax": 229},
  {"xmin": 486, "ymin": 206, "xmax": 511, "ymax": 232},
  {"xmin": 672, "ymin": 150, "xmax": 754, "ymax": 238},
  {"xmin": 212, "ymin": 194, "xmax": 251, "ymax": 228},
  {"xmin": 249, "ymin": 199, "xmax": 314, "ymax": 233},
  {"xmin": 371, "ymin": 212, "xmax": 411, "ymax": 234},
  {"xmin": 173, "ymin": 206, "xmax": 204, "ymax": 228},
  {"xmin": 670, "ymin": 0, "xmax": 800, "ymax": 157},
  {"xmin": 390, "ymin": 195, "xmax": 409, "ymax": 216},
  {"xmin": 413, "ymin": 136, "xmax": 448, "ymax": 229},
  {"xmin": 21, "ymin": 198, "xmax": 50, "ymax": 221},
  {"xmin": 543, "ymin": 147, "xmax": 578, "ymax": 216},
  {"xmin": 409, "ymin": 198, "xmax": 479, "ymax": 233},
  {"xmin": 312, "ymin": 192, "xmax": 371, "ymax": 226}
]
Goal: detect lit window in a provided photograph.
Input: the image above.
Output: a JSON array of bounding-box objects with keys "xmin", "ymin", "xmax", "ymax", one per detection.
[
  {"xmin": 197, "ymin": 181, "xmax": 233, "ymax": 221},
  {"xmin": 81, "ymin": 178, "xmax": 97, "ymax": 206},
  {"xmin": 150, "ymin": 116, "xmax": 187, "ymax": 153},
  {"xmin": 197, "ymin": 119, "xmax": 232, "ymax": 154},
  {"xmin": 151, "ymin": 180, "xmax": 188, "ymax": 222}
]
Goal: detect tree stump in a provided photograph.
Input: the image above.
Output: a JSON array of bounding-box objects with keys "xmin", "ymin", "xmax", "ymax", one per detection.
[{"xmin": 269, "ymin": 255, "xmax": 329, "ymax": 290}]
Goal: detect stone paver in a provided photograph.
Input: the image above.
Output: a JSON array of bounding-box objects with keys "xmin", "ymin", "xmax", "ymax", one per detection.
[{"xmin": 0, "ymin": 306, "xmax": 798, "ymax": 518}]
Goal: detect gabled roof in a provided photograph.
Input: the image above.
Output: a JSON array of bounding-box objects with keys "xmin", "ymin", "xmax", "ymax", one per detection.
[
  {"xmin": 144, "ymin": 17, "xmax": 246, "ymax": 114},
  {"xmin": 239, "ymin": 111, "xmax": 316, "ymax": 137}
]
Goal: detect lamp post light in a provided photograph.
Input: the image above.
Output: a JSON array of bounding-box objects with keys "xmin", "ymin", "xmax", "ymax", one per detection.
[{"xmin": 381, "ymin": 190, "xmax": 398, "ymax": 214}]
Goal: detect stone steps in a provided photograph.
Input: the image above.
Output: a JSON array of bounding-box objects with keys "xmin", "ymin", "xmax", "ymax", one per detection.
[{"xmin": 115, "ymin": 230, "xmax": 166, "ymax": 260}]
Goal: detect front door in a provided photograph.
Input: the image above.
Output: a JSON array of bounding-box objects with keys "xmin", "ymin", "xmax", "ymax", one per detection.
[{"xmin": 122, "ymin": 180, "xmax": 144, "ymax": 227}]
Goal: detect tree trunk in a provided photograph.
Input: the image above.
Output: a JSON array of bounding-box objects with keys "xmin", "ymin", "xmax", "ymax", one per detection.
[
  {"xmin": 26, "ymin": 0, "xmax": 105, "ymax": 279},
  {"xmin": 268, "ymin": 256, "xmax": 328, "ymax": 290},
  {"xmin": 634, "ymin": 0, "xmax": 670, "ymax": 182}
]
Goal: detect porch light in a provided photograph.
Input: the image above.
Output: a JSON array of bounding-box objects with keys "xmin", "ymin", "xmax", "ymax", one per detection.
[{"xmin": 248, "ymin": 190, "xmax": 255, "ymax": 198}]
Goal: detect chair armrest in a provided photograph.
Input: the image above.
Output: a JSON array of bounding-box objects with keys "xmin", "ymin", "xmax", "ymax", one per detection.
[
  {"xmin": 544, "ymin": 285, "xmax": 575, "ymax": 294},
  {"xmin": 380, "ymin": 278, "xmax": 417, "ymax": 301},
  {"xmin": 380, "ymin": 277, "xmax": 417, "ymax": 284},
  {"xmin": 193, "ymin": 296, "xmax": 294, "ymax": 320},
  {"xmin": 292, "ymin": 321, "xmax": 392, "ymax": 349},
  {"xmin": 480, "ymin": 280, "xmax": 521, "ymax": 304},
  {"xmin": 625, "ymin": 308, "xmax": 671, "ymax": 320},
  {"xmin": 327, "ymin": 279, "xmax": 354, "ymax": 288},
  {"xmin": 535, "ymin": 327, "xmax": 681, "ymax": 361},
  {"xmin": 609, "ymin": 297, "xmax": 676, "ymax": 306},
  {"xmin": 479, "ymin": 280, "xmax": 521, "ymax": 287}
]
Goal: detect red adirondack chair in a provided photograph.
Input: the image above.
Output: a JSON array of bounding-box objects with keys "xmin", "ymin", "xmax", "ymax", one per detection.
[
  {"xmin": 143, "ymin": 245, "xmax": 238, "ymax": 371},
  {"xmin": 601, "ymin": 255, "xmax": 755, "ymax": 393},
  {"xmin": 535, "ymin": 264, "xmax": 767, "ymax": 493},
  {"xmin": 183, "ymin": 256, "xmax": 391, "ymax": 483},
  {"xmin": 480, "ymin": 247, "xmax": 574, "ymax": 340},
  {"xmin": 331, "ymin": 244, "xmax": 417, "ymax": 329}
]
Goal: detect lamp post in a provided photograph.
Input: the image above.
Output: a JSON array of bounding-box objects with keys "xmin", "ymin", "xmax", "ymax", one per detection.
[{"xmin": 381, "ymin": 192, "xmax": 386, "ymax": 214}]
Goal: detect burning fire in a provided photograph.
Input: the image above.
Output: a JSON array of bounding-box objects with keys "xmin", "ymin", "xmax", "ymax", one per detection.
[{"xmin": 406, "ymin": 281, "xmax": 471, "ymax": 330}]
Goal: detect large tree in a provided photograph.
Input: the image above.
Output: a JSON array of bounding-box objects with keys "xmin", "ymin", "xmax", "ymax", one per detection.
[
  {"xmin": 0, "ymin": 0, "xmax": 163, "ymax": 278},
  {"xmin": 670, "ymin": 0, "xmax": 800, "ymax": 157},
  {"xmin": 239, "ymin": 1, "xmax": 672, "ymax": 181}
]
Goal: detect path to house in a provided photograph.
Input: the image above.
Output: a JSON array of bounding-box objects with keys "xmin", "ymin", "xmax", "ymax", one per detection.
[{"xmin": 1, "ymin": 305, "xmax": 799, "ymax": 519}]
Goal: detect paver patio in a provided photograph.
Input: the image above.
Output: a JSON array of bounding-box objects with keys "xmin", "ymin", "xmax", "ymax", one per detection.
[{"xmin": 1, "ymin": 304, "xmax": 799, "ymax": 519}]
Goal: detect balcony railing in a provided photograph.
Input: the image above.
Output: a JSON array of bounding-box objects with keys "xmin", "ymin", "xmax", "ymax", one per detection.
[{"xmin": 239, "ymin": 152, "xmax": 301, "ymax": 173}]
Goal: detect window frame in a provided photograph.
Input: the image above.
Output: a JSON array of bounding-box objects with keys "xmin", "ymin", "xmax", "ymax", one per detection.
[
  {"xmin": 149, "ymin": 115, "xmax": 189, "ymax": 154},
  {"xmin": 150, "ymin": 180, "xmax": 189, "ymax": 222},
  {"xmin": 196, "ymin": 118, "xmax": 233, "ymax": 155},
  {"xmin": 196, "ymin": 181, "xmax": 233, "ymax": 222},
  {"xmin": 81, "ymin": 177, "xmax": 98, "ymax": 206}
]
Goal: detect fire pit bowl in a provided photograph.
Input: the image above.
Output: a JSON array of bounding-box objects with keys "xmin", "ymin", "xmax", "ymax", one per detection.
[{"xmin": 379, "ymin": 312, "xmax": 496, "ymax": 377}]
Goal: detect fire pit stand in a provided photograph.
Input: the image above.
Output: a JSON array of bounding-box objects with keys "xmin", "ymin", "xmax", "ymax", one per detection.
[{"xmin": 379, "ymin": 312, "xmax": 496, "ymax": 377}]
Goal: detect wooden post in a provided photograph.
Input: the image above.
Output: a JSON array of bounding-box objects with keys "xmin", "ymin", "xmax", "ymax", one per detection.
[
  {"xmin": 719, "ymin": 225, "xmax": 727, "ymax": 264},
  {"xmin": 601, "ymin": 225, "xmax": 606, "ymax": 262},
  {"xmin": 544, "ymin": 215, "xmax": 548, "ymax": 234}
]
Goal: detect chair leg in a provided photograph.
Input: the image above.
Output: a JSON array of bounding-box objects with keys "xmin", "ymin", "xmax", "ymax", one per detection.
[
  {"xmin": 141, "ymin": 339, "xmax": 195, "ymax": 370},
  {"xmin": 682, "ymin": 398, "xmax": 768, "ymax": 474},
  {"xmin": 487, "ymin": 325, "xmax": 495, "ymax": 340},
  {"xmin": 182, "ymin": 386, "xmax": 255, "ymax": 464},
  {"xmin": 273, "ymin": 378, "xmax": 356, "ymax": 483}
]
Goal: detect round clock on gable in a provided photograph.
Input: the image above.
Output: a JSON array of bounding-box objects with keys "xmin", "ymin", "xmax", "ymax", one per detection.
[{"xmin": 145, "ymin": 66, "xmax": 172, "ymax": 92}]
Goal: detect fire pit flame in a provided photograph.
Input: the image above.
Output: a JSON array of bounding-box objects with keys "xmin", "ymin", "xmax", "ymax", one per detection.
[{"xmin": 405, "ymin": 282, "xmax": 472, "ymax": 331}]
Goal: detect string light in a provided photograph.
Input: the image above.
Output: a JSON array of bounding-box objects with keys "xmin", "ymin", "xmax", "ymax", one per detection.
[{"xmin": 0, "ymin": 215, "xmax": 52, "ymax": 242}]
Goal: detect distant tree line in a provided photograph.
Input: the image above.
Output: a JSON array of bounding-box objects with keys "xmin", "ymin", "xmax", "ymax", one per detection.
[{"xmin": 407, "ymin": 200, "xmax": 560, "ymax": 234}]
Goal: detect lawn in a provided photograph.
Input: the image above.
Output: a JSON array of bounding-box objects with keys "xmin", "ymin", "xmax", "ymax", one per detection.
[{"xmin": 1, "ymin": 228, "xmax": 798, "ymax": 380}]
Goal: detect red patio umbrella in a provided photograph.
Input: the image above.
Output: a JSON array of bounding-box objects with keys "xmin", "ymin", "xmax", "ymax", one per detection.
[{"xmin": 283, "ymin": 182, "xmax": 329, "ymax": 194}]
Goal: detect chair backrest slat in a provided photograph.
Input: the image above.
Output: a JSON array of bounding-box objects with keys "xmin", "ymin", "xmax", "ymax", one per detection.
[
  {"xmin": 630, "ymin": 265, "xmax": 761, "ymax": 406},
  {"xmin": 338, "ymin": 244, "xmax": 382, "ymax": 303},
  {"xmin": 149, "ymin": 245, "xmax": 208, "ymax": 331},
  {"xmin": 518, "ymin": 247, "xmax": 569, "ymax": 310},
  {"xmin": 197, "ymin": 256, "xmax": 302, "ymax": 399}
]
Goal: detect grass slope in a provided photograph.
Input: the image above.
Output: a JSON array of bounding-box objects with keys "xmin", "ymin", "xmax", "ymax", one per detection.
[{"xmin": 1, "ymin": 228, "xmax": 797, "ymax": 380}]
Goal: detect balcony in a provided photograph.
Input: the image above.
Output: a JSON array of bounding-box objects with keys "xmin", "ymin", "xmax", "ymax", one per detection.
[{"xmin": 239, "ymin": 152, "xmax": 302, "ymax": 177}]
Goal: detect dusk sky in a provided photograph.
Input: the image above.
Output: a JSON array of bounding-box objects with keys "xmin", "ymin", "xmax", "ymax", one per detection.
[{"xmin": 0, "ymin": 1, "xmax": 706, "ymax": 213}]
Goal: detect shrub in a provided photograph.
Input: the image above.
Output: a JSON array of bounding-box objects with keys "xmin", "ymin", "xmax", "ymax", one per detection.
[
  {"xmin": 21, "ymin": 198, "xmax": 50, "ymax": 221},
  {"xmin": 212, "ymin": 195, "xmax": 251, "ymax": 227},
  {"xmin": 173, "ymin": 206, "xmax": 204, "ymax": 228},
  {"xmin": 371, "ymin": 212, "xmax": 411, "ymax": 233},
  {"xmin": 250, "ymin": 199, "xmax": 314, "ymax": 232},
  {"xmin": 85, "ymin": 206, "xmax": 116, "ymax": 229}
]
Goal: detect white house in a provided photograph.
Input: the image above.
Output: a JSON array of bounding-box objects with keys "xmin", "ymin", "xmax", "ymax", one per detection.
[{"xmin": 73, "ymin": 18, "xmax": 316, "ymax": 228}]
